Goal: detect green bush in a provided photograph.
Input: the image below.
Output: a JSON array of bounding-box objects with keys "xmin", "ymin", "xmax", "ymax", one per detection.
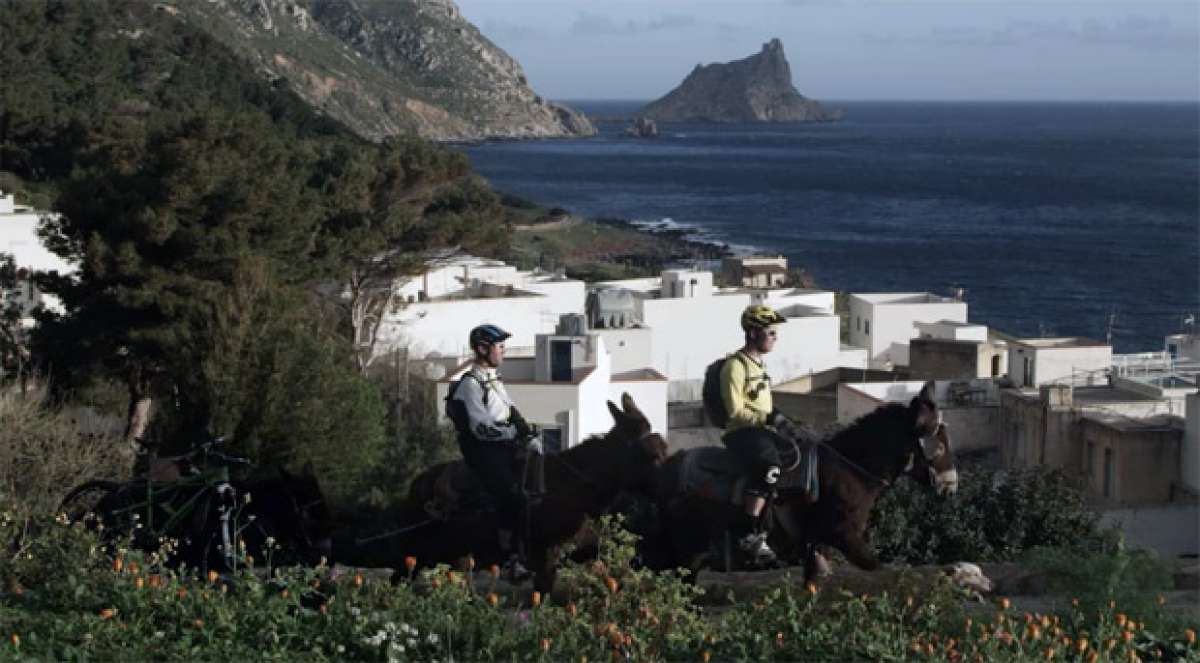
[
  {"xmin": 870, "ymin": 467, "xmax": 1102, "ymax": 565},
  {"xmin": 2, "ymin": 513, "xmax": 1197, "ymax": 661}
]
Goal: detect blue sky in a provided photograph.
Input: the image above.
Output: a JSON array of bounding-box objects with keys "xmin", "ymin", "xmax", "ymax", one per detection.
[{"xmin": 453, "ymin": 0, "xmax": 1200, "ymax": 101}]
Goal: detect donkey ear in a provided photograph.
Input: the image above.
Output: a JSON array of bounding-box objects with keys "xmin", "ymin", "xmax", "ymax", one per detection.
[
  {"xmin": 607, "ymin": 400, "xmax": 625, "ymax": 424},
  {"xmin": 620, "ymin": 392, "xmax": 646, "ymax": 423},
  {"xmin": 918, "ymin": 380, "xmax": 936, "ymax": 405}
]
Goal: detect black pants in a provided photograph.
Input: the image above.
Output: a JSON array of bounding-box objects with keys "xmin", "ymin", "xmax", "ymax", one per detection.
[
  {"xmin": 722, "ymin": 426, "xmax": 785, "ymax": 497},
  {"xmin": 458, "ymin": 435, "xmax": 525, "ymax": 535}
]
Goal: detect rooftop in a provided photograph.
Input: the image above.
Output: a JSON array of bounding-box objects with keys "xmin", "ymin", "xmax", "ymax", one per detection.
[
  {"xmin": 1080, "ymin": 410, "xmax": 1184, "ymax": 432},
  {"xmin": 1015, "ymin": 336, "xmax": 1109, "ymax": 349},
  {"xmin": 853, "ymin": 292, "xmax": 960, "ymax": 305}
]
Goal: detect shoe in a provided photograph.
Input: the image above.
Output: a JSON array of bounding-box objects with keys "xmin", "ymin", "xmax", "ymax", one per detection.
[
  {"xmin": 737, "ymin": 532, "xmax": 780, "ymax": 569},
  {"xmin": 502, "ymin": 554, "xmax": 533, "ymax": 583}
]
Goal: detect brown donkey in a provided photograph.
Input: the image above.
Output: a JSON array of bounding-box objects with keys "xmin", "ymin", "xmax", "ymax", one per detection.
[{"xmin": 368, "ymin": 393, "xmax": 668, "ymax": 595}]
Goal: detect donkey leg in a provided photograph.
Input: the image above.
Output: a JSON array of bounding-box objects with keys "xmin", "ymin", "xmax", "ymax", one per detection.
[{"xmin": 531, "ymin": 546, "xmax": 557, "ymax": 597}]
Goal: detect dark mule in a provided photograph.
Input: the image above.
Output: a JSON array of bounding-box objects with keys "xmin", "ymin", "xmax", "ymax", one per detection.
[
  {"xmin": 62, "ymin": 466, "xmax": 334, "ymax": 572},
  {"xmin": 652, "ymin": 381, "xmax": 956, "ymax": 581},
  {"xmin": 371, "ymin": 393, "xmax": 668, "ymax": 595}
]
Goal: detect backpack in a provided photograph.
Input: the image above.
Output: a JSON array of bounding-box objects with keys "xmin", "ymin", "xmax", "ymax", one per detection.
[
  {"xmin": 445, "ymin": 371, "xmax": 488, "ymax": 438},
  {"xmin": 702, "ymin": 353, "xmax": 749, "ymax": 429}
]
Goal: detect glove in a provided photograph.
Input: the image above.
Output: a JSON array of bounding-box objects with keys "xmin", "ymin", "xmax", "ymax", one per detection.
[
  {"xmin": 509, "ymin": 407, "xmax": 533, "ymax": 439},
  {"xmin": 769, "ymin": 409, "xmax": 799, "ymax": 440},
  {"xmin": 525, "ymin": 434, "xmax": 544, "ymax": 455}
]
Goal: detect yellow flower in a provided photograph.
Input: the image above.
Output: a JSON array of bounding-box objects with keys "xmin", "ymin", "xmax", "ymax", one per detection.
[
  {"xmin": 486, "ymin": 592, "xmax": 499, "ymax": 607},
  {"xmin": 207, "ymin": 570, "xmax": 219, "ymax": 584},
  {"xmin": 1077, "ymin": 638, "xmax": 1089, "ymax": 652}
]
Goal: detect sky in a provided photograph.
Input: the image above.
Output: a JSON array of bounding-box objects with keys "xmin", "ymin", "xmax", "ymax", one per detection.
[{"xmin": 453, "ymin": 0, "xmax": 1200, "ymax": 102}]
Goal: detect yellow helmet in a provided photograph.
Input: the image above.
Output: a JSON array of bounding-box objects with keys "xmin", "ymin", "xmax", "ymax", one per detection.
[{"xmin": 741, "ymin": 304, "xmax": 787, "ymax": 331}]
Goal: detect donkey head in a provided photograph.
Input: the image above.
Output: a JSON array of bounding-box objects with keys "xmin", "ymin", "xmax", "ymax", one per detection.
[
  {"xmin": 606, "ymin": 393, "xmax": 669, "ymax": 489},
  {"xmin": 902, "ymin": 381, "xmax": 958, "ymax": 495}
]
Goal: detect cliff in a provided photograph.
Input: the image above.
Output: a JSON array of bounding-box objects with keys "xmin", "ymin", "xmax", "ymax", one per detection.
[
  {"xmin": 162, "ymin": 0, "xmax": 595, "ymax": 141},
  {"xmin": 638, "ymin": 39, "xmax": 839, "ymax": 123}
]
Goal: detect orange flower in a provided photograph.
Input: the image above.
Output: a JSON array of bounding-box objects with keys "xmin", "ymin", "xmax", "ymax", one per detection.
[
  {"xmin": 1105, "ymin": 639, "xmax": 1117, "ymax": 651},
  {"xmin": 9, "ymin": 634, "xmax": 17, "ymax": 647},
  {"xmin": 998, "ymin": 597, "xmax": 1011, "ymax": 611},
  {"xmin": 486, "ymin": 592, "xmax": 499, "ymax": 607},
  {"xmin": 207, "ymin": 570, "xmax": 219, "ymax": 584},
  {"xmin": 404, "ymin": 556, "xmax": 418, "ymax": 572},
  {"xmin": 807, "ymin": 582, "xmax": 819, "ymax": 596},
  {"xmin": 319, "ymin": 603, "xmax": 328, "ymax": 614},
  {"xmin": 531, "ymin": 591, "xmax": 542, "ymax": 607},
  {"xmin": 1027, "ymin": 625, "xmax": 1041, "ymax": 641},
  {"xmin": 566, "ymin": 602, "xmax": 578, "ymax": 617},
  {"xmin": 1116, "ymin": 613, "xmax": 1128, "ymax": 628},
  {"xmin": 605, "ymin": 576, "xmax": 620, "ymax": 594},
  {"xmin": 281, "ymin": 589, "xmax": 289, "ymax": 599},
  {"xmin": 148, "ymin": 574, "xmax": 162, "ymax": 588},
  {"xmin": 128, "ymin": 561, "xmax": 139, "ymax": 574},
  {"xmin": 193, "ymin": 619, "xmax": 204, "ymax": 628},
  {"xmin": 464, "ymin": 555, "xmax": 476, "ymax": 571},
  {"xmin": 702, "ymin": 650, "xmax": 711, "ymax": 663},
  {"xmin": 134, "ymin": 577, "xmax": 144, "ymax": 590},
  {"xmin": 112, "ymin": 558, "xmax": 123, "ymax": 574},
  {"xmin": 1185, "ymin": 628, "xmax": 1196, "ymax": 644},
  {"xmin": 924, "ymin": 643, "xmax": 935, "ymax": 657},
  {"xmin": 1044, "ymin": 646, "xmax": 1056, "ymax": 660},
  {"xmin": 488, "ymin": 564, "xmax": 500, "ymax": 579},
  {"xmin": 541, "ymin": 638, "xmax": 552, "ymax": 652},
  {"xmin": 1122, "ymin": 631, "xmax": 1134, "ymax": 643},
  {"xmin": 1086, "ymin": 651, "xmax": 1099, "ymax": 663},
  {"xmin": 1077, "ymin": 637, "xmax": 1089, "ymax": 652},
  {"xmin": 98, "ymin": 608, "xmax": 115, "ymax": 619},
  {"xmin": 353, "ymin": 574, "xmax": 364, "ymax": 588},
  {"xmin": 177, "ymin": 588, "xmax": 188, "ymax": 599}
]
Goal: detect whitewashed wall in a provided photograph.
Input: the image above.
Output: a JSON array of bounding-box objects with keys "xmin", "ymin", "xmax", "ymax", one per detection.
[
  {"xmin": 595, "ymin": 328, "xmax": 653, "ymax": 373},
  {"xmin": 377, "ymin": 295, "xmax": 559, "ymax": 359},
  {"xmin": 1008, "ymin": 343, "xmax": 1113, "ymax": 387}
]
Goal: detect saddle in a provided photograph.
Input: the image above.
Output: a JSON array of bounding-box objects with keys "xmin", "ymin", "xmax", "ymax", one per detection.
[
  {"xmin": 424, "ymin": 456, "xmax": 546, "ymax": 521},
  {"xmin": 678, "ymin": 441, "xmax": 820, "ymax": 505}
]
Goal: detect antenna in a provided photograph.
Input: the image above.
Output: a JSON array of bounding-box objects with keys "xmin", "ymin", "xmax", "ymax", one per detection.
[{"xmin": 1105, "ymin": 307, "xmax": 1118, "ymax": 347}]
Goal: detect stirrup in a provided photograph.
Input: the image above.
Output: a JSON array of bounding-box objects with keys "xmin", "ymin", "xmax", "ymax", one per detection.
[
  {"xmin": 737, "ymin": 532, "xmax": 781, "ymax": 569},
  {"xmin": 502, "ymin": 554, "xmax": 533, "ymax": 583}
]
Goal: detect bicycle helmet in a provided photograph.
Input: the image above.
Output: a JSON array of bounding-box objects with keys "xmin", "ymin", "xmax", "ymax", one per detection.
[
  {"xmin": 469, "ymin": 324, "xmax": 512, "ymax": 348},
  {"xmin": 741, "ymin": 304, "xmax": 787, "ymax": 331}
]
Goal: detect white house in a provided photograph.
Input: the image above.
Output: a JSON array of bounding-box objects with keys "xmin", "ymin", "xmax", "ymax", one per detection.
[
  {"xmin": 0, "ymin": 191, "xmax": 73, "ymax": 320},
  {"xmin": 847, "ymin": 293, "xmax": 968, "ymax": 369},
  {"xmin": 373, "ymin": 255, "xmax": 585, "ymax": 361},
  {"xmin": 593, "ymin": 269, "xmax": 846, "ymax": 401},
  {"xmin": 436, "ymin": 315, "xmax": 668, "ymax": 450},
  {"xmin": 1007, "ymin": 337, "xmax": 1112, "ymax": 388}
]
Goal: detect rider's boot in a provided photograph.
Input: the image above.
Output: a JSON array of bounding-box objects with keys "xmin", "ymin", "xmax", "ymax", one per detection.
[
  {"xmin": 736, "ymin": 530, "xmax": 781, "ymax": 569},
  {"xmin": 497, "ymin": 529, "xmax": 533, "ymax": 583}
]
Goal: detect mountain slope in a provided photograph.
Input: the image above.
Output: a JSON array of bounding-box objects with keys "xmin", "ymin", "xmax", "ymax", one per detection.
[{"xmin": 163, "ymin": 0, "xmax": 594, "ymax": 140}]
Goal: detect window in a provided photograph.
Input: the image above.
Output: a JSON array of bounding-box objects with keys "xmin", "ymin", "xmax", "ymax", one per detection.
[
  {"xmin": 992, "ymin": 355, "xmax": 1002, "ymax": 377},
  {"xmin": 856, "ymin": 317, "xmax": 861, "ymax": 332},
  {"xmin": 864, "ymin": 320, "xmax": 870, "ymax": 336},
  {"xmin": 1023, "ymin": 356, "xmax": 1034, "ymax": 386}
]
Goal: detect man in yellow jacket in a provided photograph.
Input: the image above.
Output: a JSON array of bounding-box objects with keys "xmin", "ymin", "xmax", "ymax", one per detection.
[{"xmin": 720, "ymin": 304, "xmax": 801, "ymax": 568}]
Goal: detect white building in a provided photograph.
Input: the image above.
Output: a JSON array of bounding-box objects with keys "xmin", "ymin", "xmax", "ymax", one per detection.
[
  {"xmin": 1007, "ymin": 337, "xmax": 1112, "ymax": 388},
  {"xmin": 372, "ymin": 254, "xmax": 585, "ymax": 361},
  {"xmin": 593, "ymin": 269, "xmax": 851, "ymax": 401},
  {"xmin": 847, "ymin": 293, "xmax": 968, "ymax": 369},
  {"xmin": 0, "ymin": 191, "xmax": 73, "ymax": 320},
  {"xmin": 720, "ymin": 255, "xmax": 788, "ymax": 288},
  {"xmin": 435, "ymin": 315, "xmax": 668, "ymax": 450}
]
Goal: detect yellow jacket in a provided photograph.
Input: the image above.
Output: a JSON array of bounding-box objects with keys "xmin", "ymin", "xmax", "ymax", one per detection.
[{"xmin": 720, "ymin": 350, "xmax": 772, "ymax": 432}]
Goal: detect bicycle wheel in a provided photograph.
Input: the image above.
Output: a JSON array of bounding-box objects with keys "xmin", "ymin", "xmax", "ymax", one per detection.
[{"xmin": 59, "ymin": 480, "xmax": 122, "ymax": 524}]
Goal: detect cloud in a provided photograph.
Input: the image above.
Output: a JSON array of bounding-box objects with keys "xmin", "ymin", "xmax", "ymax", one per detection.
[
  {"xmin": 862, "ymin": 15, "xmax": 1198, "ymax": 51},
  {"xmin": 569, "ymin": 12, "xmax": 699, "ymax": 36},
  {"xmin": 481, "ymin": 18, "xmax": 547, "ymax": 42}
]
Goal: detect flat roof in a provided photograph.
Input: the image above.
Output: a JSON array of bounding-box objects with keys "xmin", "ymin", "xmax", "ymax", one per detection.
[
  {"xmin": 1014, "ymin": 337, "xmax": 1108, "ymax": 349},
  {"xmin": 611, "ymin": 368, "xmax": 668, "ymax": 382},
  {"xmin": 852, "ymin": 292, "xmax": 959, "ymax": 305},
  {"xmin": 1080, "ymin": 411, "xmax": 1184, "ymax": 432}
]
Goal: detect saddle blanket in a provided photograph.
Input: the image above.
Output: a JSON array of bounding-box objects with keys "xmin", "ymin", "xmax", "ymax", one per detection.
[{"xmin": 678, "ymin": 447, "xmax": 747, "ymax": 505}]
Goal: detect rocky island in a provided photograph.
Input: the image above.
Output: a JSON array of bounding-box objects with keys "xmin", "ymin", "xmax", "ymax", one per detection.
[
  {"xmin": 161, "ymin": 0, "xmax": 595, "ymax": 141},
  {"xmin": 638, "ymin": 38, "xmax": 840, "ymax": 123}
]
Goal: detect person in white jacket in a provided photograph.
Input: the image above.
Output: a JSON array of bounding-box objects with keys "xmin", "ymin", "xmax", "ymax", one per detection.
[{"xmin": 447, "ymin": 324, "xmax": 537, "ymax": 581}]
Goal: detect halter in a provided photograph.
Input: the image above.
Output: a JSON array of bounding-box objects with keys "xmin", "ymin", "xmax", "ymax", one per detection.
[{"xmin": 807, "ymin": 422, "xmax": 945, "ymax": 490}]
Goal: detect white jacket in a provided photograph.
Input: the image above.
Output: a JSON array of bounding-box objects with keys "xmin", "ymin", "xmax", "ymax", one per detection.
[{"xmin": 451, "ymin": 364, "xmax": 519, "ymax": 442}]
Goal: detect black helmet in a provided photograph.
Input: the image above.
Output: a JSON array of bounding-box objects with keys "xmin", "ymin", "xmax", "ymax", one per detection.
[{"xmin": 469, "ymin": 324, "xmax": 512, "ymax": 349}]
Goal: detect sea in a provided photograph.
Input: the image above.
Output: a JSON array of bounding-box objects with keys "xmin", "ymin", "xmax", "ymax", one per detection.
[{"xmin": 460, "ymin": 101, "xmax": 1200, "ymax": 354}]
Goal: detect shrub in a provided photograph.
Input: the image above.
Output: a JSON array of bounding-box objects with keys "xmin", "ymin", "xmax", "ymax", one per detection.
[{"xmin": 870, "ymin": 467, "xmax": 1102, "ymax": 565}]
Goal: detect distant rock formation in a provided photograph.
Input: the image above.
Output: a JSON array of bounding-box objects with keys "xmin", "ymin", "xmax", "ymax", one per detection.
[
  {"xmin": 164, "ymin": 0, "xmax": 595, "ymax": 141},
  {"xmin": 639, "ymin": 39, "xmax": 840, "ymax": 123},
  {"xmin": 623, "ymin": 117, "xmax": 659, "ymax": 138}
]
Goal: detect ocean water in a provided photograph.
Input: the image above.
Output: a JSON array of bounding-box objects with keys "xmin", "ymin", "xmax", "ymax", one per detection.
[{"xmin": 461, "ymin": 101, "xmax": 1199, "ymax": 353}]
